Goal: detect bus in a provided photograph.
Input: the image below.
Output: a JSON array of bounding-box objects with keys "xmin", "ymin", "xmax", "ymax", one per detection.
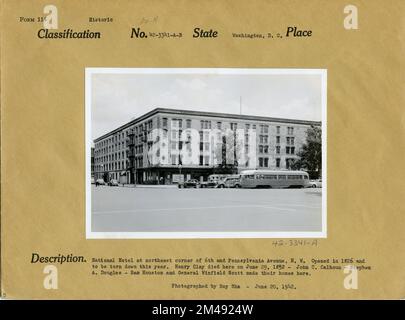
[{"xmin": 239, "ymin": 170, "xmax": 310, "ymax": 189}]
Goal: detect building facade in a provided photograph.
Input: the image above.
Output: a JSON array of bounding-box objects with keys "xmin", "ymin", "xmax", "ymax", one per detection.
[
  {"xmin": 91, "ymin": 147, "xmax": 95, "ymax": 177},
  {"xmin": 93, "ymin": 108, "xmax": 320, "ymax": 184}
]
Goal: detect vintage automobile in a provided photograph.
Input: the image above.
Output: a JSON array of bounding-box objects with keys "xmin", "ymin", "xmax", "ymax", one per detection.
[
  {"xmin": 216, "ymin": 176, "xmax": 241, "ymax": 188},
  {"xmin": 178, "ymin": 179, "xmax": 200, "ymax": 188},
  {"xmin": 309, "ymin": 179, "xmax": 322, "ymax": 188},
  {"xmin": 199, "ymin": 181, "xmax": 218, "ymax": 188},
  {"xmin": 108, "ymin": 179, "xmax": 119, "ymax": 186},
  {"xmin": 95, "ymin": 178, "xmax": 105, "ymax": 186}
]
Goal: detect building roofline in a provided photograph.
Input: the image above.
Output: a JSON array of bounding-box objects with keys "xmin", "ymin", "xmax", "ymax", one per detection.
[{"xmin": 94, "ymin": 107, "xmax": 321, "ymax": 142}]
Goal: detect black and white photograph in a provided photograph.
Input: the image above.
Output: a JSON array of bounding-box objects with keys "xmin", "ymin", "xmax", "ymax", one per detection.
[{"xmin": 86, "ymin": 68, "xmax": 327, "ymax": 238}]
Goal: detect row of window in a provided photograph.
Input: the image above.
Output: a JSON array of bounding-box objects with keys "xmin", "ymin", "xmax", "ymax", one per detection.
[
  {"xmin": 161, "ymin": 118, "xmax": 193, "ymax": 129},
  {"xmin": 95, "ymin": 132, "xmax": 126, "ymax": 149},
  {"xmin": 95, "ymin": 141, "xmax": 126, "ymax": 157},
  {"xmin": 167, "ymin": 154, "xmax": 212, "ymax": 166},
  {"xmin": 126, "ymin": 157, "xmax": 143, "ymax": 169},
  {"xmin": 134, "ymin": 157, "xmax": 143, "ymax": 168},
  {"xmin": 246, "ymin": 174, "xmax": 308, "ymax": 180},
  {"xmin": 134, "ymin": 120, "xmax": 153, "ymax": 134},
  {"xmin": 258, "ymin": 157, "xmax": 296, "ymax": 169},
  {"xmin": 258, "ymin": 146, "xmax": 295, "ymax": 155},
  {"xmin": 135, "ymin": 145, "xmax": 144, "ymax": 154},
  {"xmin": 95, "ymin": 151, "xmax": 126, "ymax": 164},
  {"xmin": 154, "ymin": 140, "xmax": 296, "ymax": 155},
  {"xmin": 95, "ymin": 120, "xmax": 154, "ymax": 152},
  {"xmin": 275, "ymin": 146, "xmax": 295, "ymax": 154},
  {"xmin": 95, "ymin": 122, "xmax": 296, "ymax": 154},
  {"xmin": 163, "ymin": 129, "xmax": 295, "ymax": 149},
  {"xmin": 96, "ymin": 144, "xmax": 296, "ymax": 165},
  {"xmin": 95, "ymin": 116, "xmax": 298, "ymax": 146},
  {"xmin": 95, "ymin": 160, "xmax": 126, "ymax": 172},
  {"xmin": 96, "ymin": 145, "xmax": 296, "ymax": 165},
  {"xmin": 160, "ymin": 117, "xmax": 295, "ymax": 134},
  {"xmin": 95, "ymin": 119, "xmax": 299, "ymax": 164},
  {"xmin": 164, "ymin": 130, "xmax": 295, "ymax": 146}
]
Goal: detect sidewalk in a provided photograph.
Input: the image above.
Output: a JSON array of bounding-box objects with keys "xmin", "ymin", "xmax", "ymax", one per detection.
[{"xmin": 121, "ymin": 184, "xmax": 177, "ymax": 189}]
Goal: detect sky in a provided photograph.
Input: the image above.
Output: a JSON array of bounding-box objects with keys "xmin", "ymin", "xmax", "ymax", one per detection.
[{"xmin": 91, "ymin": 71, "xmax": 323, "ymax": 140}]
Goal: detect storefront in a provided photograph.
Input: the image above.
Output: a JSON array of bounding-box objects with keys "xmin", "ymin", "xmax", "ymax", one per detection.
[{"xmin": 135, "ymin": 166, "xmax": 218, "ymax": 184}]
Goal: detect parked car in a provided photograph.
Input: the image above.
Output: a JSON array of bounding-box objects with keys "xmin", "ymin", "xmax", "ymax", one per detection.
[
  {"xmin": 108, "ymin": 179, "xmax": 119, "ymax": 186},
  {"xmin": 200, "ymin": 181, "xmax": 218, "ymax": 188},
  {"xmin": 309, "ymin": 179, "xmax": 322, "ymax": 188},
  {"xmin": 217, "ymin": 176, "xmax": 241, "ymax": 188},
  {"xmin": 95, "ymin": 179, "xmax": 105, "ymax": 186},
  {"xmin": 178, "ymin": 179, "xmax": 200, "ymax": 188}
]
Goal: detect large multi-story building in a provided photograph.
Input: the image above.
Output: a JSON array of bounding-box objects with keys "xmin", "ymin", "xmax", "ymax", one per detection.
[
  {"xmin": 93, "ymin": 108, "xmax": 320, "ymax": 184},
  {"xmin": 91, "ymin": 147, "xmax": 95, "ymax": 177}
]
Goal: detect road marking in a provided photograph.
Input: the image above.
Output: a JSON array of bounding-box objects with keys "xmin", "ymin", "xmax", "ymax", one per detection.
[{"xmin": 93, "ymin": 204, "xmax": 297, "ymax": 215}]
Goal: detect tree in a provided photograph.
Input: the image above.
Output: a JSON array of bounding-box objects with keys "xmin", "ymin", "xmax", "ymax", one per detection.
[{"xmin": 291, "ymin": 125, "xmax": 322, "ymax": 179}]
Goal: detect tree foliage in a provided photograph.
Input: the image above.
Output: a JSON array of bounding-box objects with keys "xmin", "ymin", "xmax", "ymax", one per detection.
[{"xmin": 291, "ymin": 125, "xmax": 322, "ymax": 179}]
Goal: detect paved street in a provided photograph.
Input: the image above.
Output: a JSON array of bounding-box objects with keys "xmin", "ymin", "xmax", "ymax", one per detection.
[{"xmin": 91, "ymin": 186, "xmax": 322, "ymax": 233}]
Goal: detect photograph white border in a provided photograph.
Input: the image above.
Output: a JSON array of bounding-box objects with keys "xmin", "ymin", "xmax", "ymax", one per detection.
[{"xmin": 85, "ymin": 68, "xmax": 327, "ymax": 239}]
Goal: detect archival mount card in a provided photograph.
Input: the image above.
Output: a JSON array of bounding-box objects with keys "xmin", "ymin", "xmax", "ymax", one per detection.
[{"xmin": 1, "ymin": 0, "xmax": 404, "ymax": 299}]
